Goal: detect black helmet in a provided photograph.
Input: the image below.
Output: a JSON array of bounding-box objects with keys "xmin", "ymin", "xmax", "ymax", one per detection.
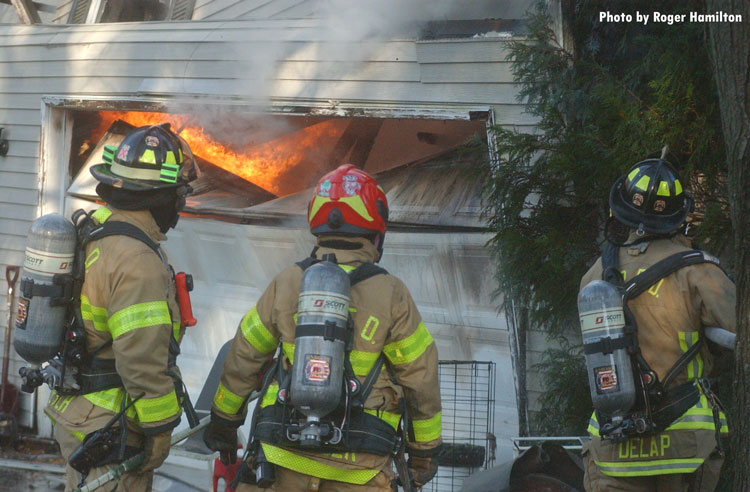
[
  {"xmin": 90, "ymin": 123, "xmax": 199, "ymax": 191},
  {"xmin": 609, "ymin": 158, "xmax": 693, "ymax": 235}
]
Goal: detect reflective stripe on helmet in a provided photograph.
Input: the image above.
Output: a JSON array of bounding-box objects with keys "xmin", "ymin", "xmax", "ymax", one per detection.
[
  {"xmin": 134, "ymin": 390, "xmax": 181, "ymax": 423},
  {"xmin": 261, "ymin": 442, "xmax": 380, "ymax": 484},
  {"xmin": 594, "ymin": 458, "xmax": 704, "ymax": 476},
  {"xmin": 383, "ymin": 322, "xmax": 433, "ymax": 365},
  {"xmin": 308, "ymin": 195, "xmax": 331, "ymax": 223},
  {"xmin": 634, "ymin": 175, "xmax": 650, "ymax": 191},
  {"xmin": 214, "ymin": 382, "xmax": 245, "ymax": 415},
  {"xmin": 241, "ymin": 306, "xmax": 278, "ymax": 354},
  {"xmin": 108, "ymin": 300, "xmax": 172, "ymax": 340},
  {"xmin": 338, "ymin": 195, "xmax": 375, "ymax": 222},
  {"xmin": 411, "ymin": 412, "xmax": 442, "ymax": 442},
  {"xmin": 109, "ymin": 161, "xmax": 164, "ymax": 182}
]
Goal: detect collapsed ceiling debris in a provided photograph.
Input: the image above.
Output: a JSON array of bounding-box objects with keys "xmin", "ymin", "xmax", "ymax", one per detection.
[{"xmin": 67, "ymin": 109, "xmax": 488, "ymax": 228}]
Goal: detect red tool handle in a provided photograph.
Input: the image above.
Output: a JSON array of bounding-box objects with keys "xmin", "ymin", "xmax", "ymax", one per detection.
[{"xmin": 175, "ymin": 272, "xmax": 197, "ymax": 328}]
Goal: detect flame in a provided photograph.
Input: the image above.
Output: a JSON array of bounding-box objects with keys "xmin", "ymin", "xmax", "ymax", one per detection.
[{"xmin": 95, "ymin": 111, "xmax": 345, "ymax": 196}]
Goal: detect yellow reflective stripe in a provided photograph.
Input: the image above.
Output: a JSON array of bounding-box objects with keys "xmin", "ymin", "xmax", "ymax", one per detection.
[
  {"xmin": 92, "ymin": 207, "xmax": 112, "ymax": 223},
  {"xmin": 261, "ymin": 443, "xmax": 379, "ymax": 484},
  {"xmin": 678, "ymin": 331, "xmax": 702, "ymax": 380},
  {"xmin": 365, "ymin": 408, "xmax": 401, "ymax": 431},
  {"xmin": 70, "ymin": 429, "xmax": 87, "ymax": 441},
  {"xmin": 165, "ymin": 151, "xmax": 177, "ymax": 165},
  {"xmin": 627, "ymin": 168, "xmax": 640, "ymax": 182},
  {"xmin": 81, "ymin": 295, "xmax": 108, "ymax": 332},
  {"xmin": 667, "ymin": 393, "xmax": 728, "ymax": 433},
  {"xmin": 134, "ymin": 390, "xmax": 180, "ymax": 423},
  {"xmin": 241, "ymin": 306, "xmax": 277, "ymax": 354},
  {"xmin": 214, "ymin": 382, "xmax": 245, "ymax": 415},
  {"xmin": 108, "ymin": 301, "xmax": 171, "ymax": 339},
  {"xmin": 141, "ymin": 149, "xmax": 157, "ymax": 164},
  {"xmin": 339, "ymin": 264, "xmax": 355, "ymax": 273},
  {"xmin": 349, "ymin": 350, "xmax": 380, "ymax": 376},
  {"xmin": 282, "ymin": 342, "xmax": 295, "ymax": 363},
  {"xmin": 595, "ymin": 458, "xmax": 704, "ymax": 476},
  {"xmin": 261, "ymin": 384, "xmax": 279, "ymax": 408},
  {"xmin": 675, "ymin": 179, "xmax": 683, "ymax": 195},
  {"xmin": 308, "ymin": 195, "xmax": 331, "ymax": 223},
  {"xmin": 284, "ymin": 343, "xmax": 379, "ymax": 376},
  {"xmin": 412, "ymin": 412, "xmax": 441, "ymax": 442},
  {"xmin": 83, "ymin": 388, "xmax": 136, "ymax": 419},
  {"xmin": 339, "ymin": 195, "xmax": 374, "ymax": 221},
  {"xmin": 657, "ymin": 181, "xmax": 671, "ymax": 196},
  {"xmin": 172, "ymin": 321, "xmax": 181, "ymax": 342},
  {"xmin": 635, "ymin": 175, "xmax": 651, "ymax": 191},
  {"xmin": 110, "ymin": 161, "xmax": 162, "ymax": 181},
  {"xmin": 383, "ymin": 322, "xmax": 433, "ymax": 365},
  {"xmin": 587, "ymin": 412, "xmax": 600, "ymax": 436}
]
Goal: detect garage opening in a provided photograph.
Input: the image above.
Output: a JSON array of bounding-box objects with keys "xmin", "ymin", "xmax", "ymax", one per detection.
[{"xmin": 65, "ymin": 108, "xmax": 488, "ymax": 225}]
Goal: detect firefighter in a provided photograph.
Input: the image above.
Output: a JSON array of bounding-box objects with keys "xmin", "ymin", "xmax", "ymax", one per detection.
[
  {"xmin": 45, "ymin": 123, "xmax": 198, "ymax": 492},
  {"xmin": 581, "ymin": 157, "xmax": 736, "ymax": 492},
  {"xmin": 203, "ymin": 164, "xmax": 442, "ymax": 491}
]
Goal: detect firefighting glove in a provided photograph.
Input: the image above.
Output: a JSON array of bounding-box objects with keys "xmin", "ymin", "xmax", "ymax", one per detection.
[
  {"xmin": 407, "ymin": 446, "xmax": 440, "ymax": 489},
  {"xmin": 140, "ymin": 431, "xmax": 172, "ymax": 472},
  {"xmin": 203, "ymin": 412, "xmax": 240, "ymax": 465}
]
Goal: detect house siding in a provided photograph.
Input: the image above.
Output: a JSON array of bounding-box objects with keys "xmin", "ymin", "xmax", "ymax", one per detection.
[{"xmin": 0, "ymin": 14, "xmax": 536, "ymax": 438}]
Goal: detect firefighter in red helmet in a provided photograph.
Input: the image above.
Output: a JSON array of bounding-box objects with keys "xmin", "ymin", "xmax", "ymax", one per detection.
[{"xmin": 204, "ymin": 164, "xmax": 442, "ymax": 491}]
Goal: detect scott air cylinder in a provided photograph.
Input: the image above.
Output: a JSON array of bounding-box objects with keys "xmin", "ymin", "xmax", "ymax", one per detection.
[
  {"xmin": 578, "ymin": 280, "xmax": 636, "ymax": 424},
  {"xmin": 14, "ymin": 213, "xmax": 76, "ymax": 365},
  {"xmin": 290, "ymin": 257, "xmax": 350, "ymax": 447}
]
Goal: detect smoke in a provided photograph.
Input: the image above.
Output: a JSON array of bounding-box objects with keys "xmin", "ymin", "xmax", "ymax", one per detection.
[{"xmin": 157, "ymin": 0, "xmax": 530, "ymax": 186}]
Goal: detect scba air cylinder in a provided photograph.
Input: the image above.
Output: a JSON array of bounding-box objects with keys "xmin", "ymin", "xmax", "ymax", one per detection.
[
  {"xmin": 14, "ymin": 213, "xmax": 76, "ymax": 365},
  {"xmin": 291, "ymin": 258, "xmax": 350, "ymax": 446},
  {"xmin": 578, "ymin": 280, "xmax": 636, "ymax": 422}
]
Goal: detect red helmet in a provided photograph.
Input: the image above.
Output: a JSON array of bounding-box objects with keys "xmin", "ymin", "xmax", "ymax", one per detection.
[{"xmin": 308, "ymin": 164, "xmax": 388, "ymax": 240}]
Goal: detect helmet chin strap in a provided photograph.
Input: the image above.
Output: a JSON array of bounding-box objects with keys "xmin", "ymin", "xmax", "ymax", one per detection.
[{"xmin": 150, "ymin": 184, "xmax": 192, "ymax": 233}]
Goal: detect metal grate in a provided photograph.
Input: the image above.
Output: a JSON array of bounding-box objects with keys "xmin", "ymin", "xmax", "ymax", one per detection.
[{"xmin": 423, "ymin": 360, "xmax": 497, "ymax": 492}]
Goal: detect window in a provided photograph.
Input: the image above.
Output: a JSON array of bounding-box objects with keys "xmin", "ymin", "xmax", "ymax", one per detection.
[{"xmin": 68, "ymin": 0, "xmax": 195, "ymax": 23}]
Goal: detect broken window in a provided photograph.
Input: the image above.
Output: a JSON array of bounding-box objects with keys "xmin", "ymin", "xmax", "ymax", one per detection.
[{"xmin": 68, "ymin": 0, "xmax": 195, "ymax": 23}]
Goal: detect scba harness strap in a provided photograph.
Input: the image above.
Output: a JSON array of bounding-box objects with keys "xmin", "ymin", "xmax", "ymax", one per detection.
[
  {"xmin": 248, "ymin": 256, "xmax": 399, "ymax": 457},
  {"xmin": 597, "ymin": 241, "xmax": 728, "ymax": 436}
]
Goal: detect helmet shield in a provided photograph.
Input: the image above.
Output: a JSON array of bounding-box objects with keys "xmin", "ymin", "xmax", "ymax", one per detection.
[
  {"xmin": 609, "ymin": 158, "xmax": 693, "ymax": 234},
  {"xmin": 91, "ymin": 123, "xmax": 199, "ymax": 191}
]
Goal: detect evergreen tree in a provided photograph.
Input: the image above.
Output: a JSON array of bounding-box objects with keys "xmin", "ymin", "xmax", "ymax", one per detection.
[{"xmin": 480, "ymin": 0, "xmax": 730, "ymax": 436}]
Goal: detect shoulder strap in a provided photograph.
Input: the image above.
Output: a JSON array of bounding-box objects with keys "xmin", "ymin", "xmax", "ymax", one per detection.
[
  {"xmin": 85, "ymin": 221, "xmax": 162, "ymax": 260},
  {"xmin": 348, "ymin": 263, "xmax": 388, "ymax": 286},
  {"xmin": 295, "ymin": 256, "xmax": 319, "ymax": 271},
  {"xmin": 601, "ymin": 242, "xmax": 623, "ymax": 285},
  {"xmin": 623, "ymin": 250, "xmax": 723, "ymax": 301}
]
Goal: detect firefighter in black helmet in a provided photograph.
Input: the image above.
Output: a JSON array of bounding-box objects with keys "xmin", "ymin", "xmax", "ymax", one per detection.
[
  {"xmin": 46, "ymin": 123, "xmax": 199, "ymax": 492},
  {"xmin": 580, "ymin": 154, "xmax": 735, "ymax": 492}
]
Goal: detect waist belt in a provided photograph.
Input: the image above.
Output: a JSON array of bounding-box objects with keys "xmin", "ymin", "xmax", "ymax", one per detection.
[
  {"xmin": 79, "ymin": 358, "xmax": 123, "ymax": 394},
  {"xmin": 650, "ymin": 381, "xmax": 701, "ymax": 432},
  {"xmin": 254, "ymin": 405, "xmax": 399, "ymax": 456}
]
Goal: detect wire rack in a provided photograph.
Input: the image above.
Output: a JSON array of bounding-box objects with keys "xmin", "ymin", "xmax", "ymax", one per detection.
[{"xmin": 422, "ymin": 360, "xmax": 497, "ymax": 492}]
